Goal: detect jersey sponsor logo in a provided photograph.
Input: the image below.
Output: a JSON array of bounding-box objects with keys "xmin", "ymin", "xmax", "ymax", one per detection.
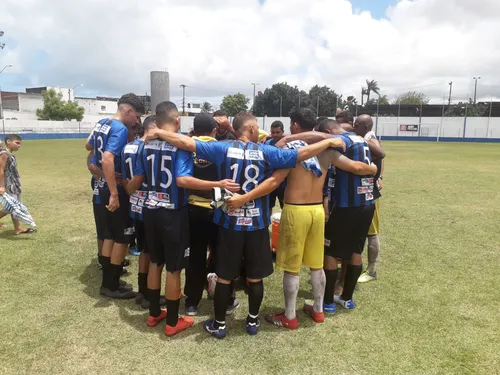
[
  {"xmin": 138, "ymin": 198, "xmax": 145, "ymax": 206},
  {"xmin": 156, "ymin": 202, "xmax": 176, "ymax": 209},
  {"xmin": 242, "ymin": 200, "xmax": 255, "ymax": 209},
  {"xmin": 361, "ymin": 178, "xmax": 374, "ymax": 187},
  {"xmin": 366, "ymin": 193, "xmax": 374, "ymax": 201},
  {"xmin": 93, "ymin": 187, "xmax": 99, "ymax": 196},
  {"xmin": 131, "ymin": 205, "xmax": 143, "ymax": 214},
  {"xmin": 228, "ymin": 208, "xmax": 245, "ymax": 217},
  {"xmin": 145, "ymin": 199, "xmax": 158, "ymax": 207},
  {"xmin": 246, "ymin": 208, "xmax": 260, "ymax": 217},
  {"xmin": 328, "ymin": 178, "xmax": 335, "ymax": 188},
  {"xmin": 124, "ymin": 227, "xmax": 135, "ymax": 235},
  {"xmin": 124, "ymin": 144, "xmax": 139, "ymax": 154},
  {"xmin": 161, "ymin": 143, "xmax": 177, "ymax": 152},
  {"xmin": 184, "ymin": 247, "xmax": 190, "ymax": 258},
  {"xmin": 348, "ymin": 134, "xmax": 366, "ymax": 144},
  {"xmin": 95, "ymin": 123, "xmax": 111, "ymax": 135},
  {"xmin": 236, "ymin": 217, "xmax": 253, "ymax": 226},
  {"xmin": 357, "ymin": 186, "xmax": 373, "ymax": 194},
  {"xmin": 129, "ymin": 196, "xmax": 139, "ymax": 205},
  {"xmin": 227, "ymin": 147, "xmax": 245, "ymax": 159},
  {"xmin": 245, "ymin": 149, "xmax": 264, "ymax": 161},
  {"xmin": 145, "ymin": 140, "xmax": 162, "ymax": 150},
  {"xmin": 324, "ymin": 239, "xmax": 331, "ymax": 247},
  {"xmin": 136, "ymin": 190, "xmax": 148, "ymax": 197},
  {"xmin": 149, "ymin": 192, "xmax": 170, "ymax": 202}
]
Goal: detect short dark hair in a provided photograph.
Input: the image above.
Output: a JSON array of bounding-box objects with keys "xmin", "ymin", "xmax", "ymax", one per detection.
[
  {"xmin": 118, "ymin": 93, "xmax": 145, "ymax": 114},
  {"xmin": 142, "ymin": 115, "xmax": 156, "ymax": 131},
  {"xmin": 290, "ymin": 108, "xmax": 317, "ymax": 131},
  {"xmin": 317, "ymin": 119, "xmax": 340, "ymax": 133},
  {"xmin": 194, "ymin": 114, "xmax": 217, "ymax": 136},
  {"xmin": 213, "ymin": 110, "xmax": 228, "ymax": 117},
  {"xmin": 270, "ymin": 121, "xmax": 284, "ymax": 131},
  {"xmin": 4, "ymin": 134, "xmax": 22, "ymax": 143},
  {"xmin": 155, "ymin": 101, "xmax": 178, "ymax": 125},
  {"xmin": 335, "ymin": 111, "xmax": 354, "ymax": 124},
  {"xmin": 232, "ymin": 111, "xmax": 255, "ymax": 132},
  {"xmin": 317, "ymin": 116, "xmax": 329, "ymax": 124}
]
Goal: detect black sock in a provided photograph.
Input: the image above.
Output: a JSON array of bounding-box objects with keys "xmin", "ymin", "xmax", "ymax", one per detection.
[
  {"xmin": 98, "ymin": 255, "xmax": 105, "ymax": 266},
  {"xmin": 109, "ymin": 263, "xmax": 122, "ymax": 291},
  {"xmin": 214, "ymin": 282, "xmax": 230, "ymax": 328},
  {"xmin": 341, "ymin": 264, "xmax": 363, "ymax": 301},
  {"xmin": 101, "ymin": 256, "xmax": 111, "ymax": 289},
  {"xmin": 149, "ymin": 289, "xmax": 161, "ymax": 317},
  {"xmin": 247, "ymin": 280, "xmax": 263, "ymax": 320},
  {"xmin": 324, "ymin": 269, "xmax": 338, "ymax": 305},
  {"xmin": 228, "ymin": 281, "xmax": 235, "ymax": 306},
  {"xmin": 166, "ymin": 298, "xmax": 180, "ymax": 327},
  {"xmin": 138, "ymin": 272, "xmax": 148, "ymax": 295}
]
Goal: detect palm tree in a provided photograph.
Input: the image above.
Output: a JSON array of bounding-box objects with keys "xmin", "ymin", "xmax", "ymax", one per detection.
[
  {"xmin": 201, "ymin": 102, "xmax": 213, "ymax": 113},
  {"xmin": 346, "ymin": 95, "xmax": 357, "ymax": 112},
  {"xmin": 365, "ymin": 79, "xmax": 380, "ymax": 104}
]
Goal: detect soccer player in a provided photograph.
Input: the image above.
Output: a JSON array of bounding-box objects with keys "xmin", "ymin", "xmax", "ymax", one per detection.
[
  {"xmin": 353, "ymin": 115, "xmax": 385, "ymax": 283},
  {"xmin": 180, "ymin": 114, "xmax": 240, "ymax": 316},
  {"xmin": 0, "ymin": 134, "xmax": 36, "ymax": 235},
  {"xmin": 144, "ymin": 111, "xmax": 345, "ymax": 338},
  {"xmin": 85, "ymin": 93, "xmax": 144, "ymax": 299},
  {"xmin": 227, "ymin": 109, "xmax": 376, "ymax": 328},
  {"xmin": 336, "ymin": 111, "xmax": 354, "ymax": 131},
  {"xmin": 126, "ymin": 102, "xmax": 196, "ymax": 336},
  {"xmin": 213, "ymin": 110, "xmax": 237, "ymax": 141},
  {"xmin": 265, "ymin": 121, "xmax": 286, "ymax": 210}
]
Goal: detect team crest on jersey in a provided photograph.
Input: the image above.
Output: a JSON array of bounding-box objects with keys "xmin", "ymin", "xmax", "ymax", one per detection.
[
  {"xmin": 124, "ymin": 144, "xmax": 139, "ymax": 154},
  {"xmin": 348, "ymin": 134, "xmax": 366, "ymax": 144},
  {"xmin": 361, "ymin": 178, "xmax": 374, "ymax": 186},
  {"xmin": 162, "ymin": 142, "xmax": 177, "ymax": 152},
  {"xmin": 228, "ymin": 209, "xmax": 245, "ymax": 217},
  {"xmin": 145, "ymin": 140, "xmax": 162, "ymax": 150},
  {"xmin": 246, "ymin": 208, "xmax": 260, "ymax": 217},
  {"xmin": 131, "ymin": 205, "xmax": 143, "ymax": 214},
  {"xmin": 227, "ymin": 147, "xmax": 245, "ymax": 159},
  {"xmin": 236, "ymin": 217, "xmax": 253, "ymax": 226},
  {"xmin": 245, "ymin": 150, "xmax": 264, "ymax": 161}
]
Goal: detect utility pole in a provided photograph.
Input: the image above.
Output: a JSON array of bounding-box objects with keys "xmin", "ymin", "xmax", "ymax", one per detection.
[
  {"xmin": 447, "ymin": 81, "xmax": 453, "ymax": 111},
  {"xmin": 180, "ymin": 84, "xmax": 186, "ymax": 115},
  {"xmin": 473, "ymin": 77, "xmax": 481, "ymax": 104},
  {"xmin": 251, "ymin": 83, "xmax": 259, "ymax": 114},
  {"xmin": 279, "ymin": 97, "xmax": 283, "ymax": 117}
]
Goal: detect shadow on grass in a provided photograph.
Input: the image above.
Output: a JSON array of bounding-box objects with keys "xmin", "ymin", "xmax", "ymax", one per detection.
[
  {"xmin": 78, "ymin": 259, "xmax": 114, "ymax": 308},
  {"xmin": 0, "ymin": 229, "xmax": 37, "ymax": 241}
]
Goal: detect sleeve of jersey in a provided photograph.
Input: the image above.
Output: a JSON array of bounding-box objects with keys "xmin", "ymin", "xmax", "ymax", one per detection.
[
  {"xmin": 176, "ymin": 150, "xmax": 194, "ymax": 177},
  {"xmin": 88, "ymin": 133, "xmax": 95, "ymax": 148},
  {"xmin": 104, "ymin": 126, "xmax": 128, "ymax": 156},
  {"xmin": 194, "ymin": 140, "xmax": 224, "ymax": 165},
  {"xmin": 265, "ymin": 146, "xmax": 298, "ymax": 169}
]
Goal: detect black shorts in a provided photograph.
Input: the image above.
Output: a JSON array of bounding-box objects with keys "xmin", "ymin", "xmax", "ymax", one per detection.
[
  {"xmin": 324, "ymin": 205, "xmax": 375, "ymax": 260},
  {"xmin": 216, "ymin": 227, "xmax": 273, "ymax": 281},
  {"xmin": 134, "ymin": 220, "xmax": 147, "ymax": 254},
  {"xmin": 93, "ymin": 201, "xmax": 106, "ymax": 241},
  {"xmin": 143, "ymin": 207, "xmax": 190, "ymax": 272},
  {"xmin": 100, "ymin": 189, "xmax": 134, "ymax": 244}
]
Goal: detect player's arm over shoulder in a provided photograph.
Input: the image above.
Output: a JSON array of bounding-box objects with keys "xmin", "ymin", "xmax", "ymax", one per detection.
[
  {"xmin": 367, "ymin": 138, "xmax": 385, "ymax": 160},
  {"xmin": 329, "ymin": 149, "xmax": 377, "ymax": 175}
]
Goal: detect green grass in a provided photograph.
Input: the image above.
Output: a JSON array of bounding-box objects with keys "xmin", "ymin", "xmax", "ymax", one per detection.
[{"xmin": 1, "ymin": 140, "xmax": 499, "ymax": 375}]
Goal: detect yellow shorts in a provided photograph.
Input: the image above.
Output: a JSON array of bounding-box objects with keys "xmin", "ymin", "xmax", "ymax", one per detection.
[
  {"xmin": 368, "ymin": 199, "xmax": 380, "ymax": 236},
  {"xmin": 276, "ymin": 204, "xmax": 325, "ymax": 273}
]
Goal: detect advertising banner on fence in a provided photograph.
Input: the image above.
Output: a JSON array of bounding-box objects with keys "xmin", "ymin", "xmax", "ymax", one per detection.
[{"xmin": 400, "ymin": 124, "xmax": 419, "ymax": 132}]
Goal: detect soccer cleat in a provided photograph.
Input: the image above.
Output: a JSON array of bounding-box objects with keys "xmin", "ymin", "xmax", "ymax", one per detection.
[
  {"xmin": 99, "ymin": 287, "xmax": 136, "ymax": 300},
  {"xmin": 141, "ymin": 296, "xmax": 167, "ymax": 309},
  {"xmin": 207, "ymin": 273, "xmax": 218, "ymax": 299},
  {"xmin": 303, "ymin": 300, "xmax": 325, "ymax": 323},
  {"xmin": 121, "ymin": 268, "xmax": 128, "ymax": 276},
  {"xmin": 334, "ymin": 295, "xmax": 356, "ymax": 310},
  {"xmin": 226, "ymin": 298, "xmax": 240, "ymax": 315},
  {"xmin": 146, "ymin": 309, "xmax": 167, "ymax": 327},
  {"xmin": 186, "ymin": 305, "xmax": 198, "ymax": 316},
  {"xmin": 358, "ymin": 271, "xmax": 377, "ymax": 283},
  {"xmin": 246, "ymin": 318, "xmax": 260, "ymax": 336},
  {"xmin": 128, "ymin": 246, "xmax": 141, "ymax": 256},
  {"xmin": 119, "ymin": 280, "xmax": 133, "ymax": 291},
  {"xmin": 203, "ymin": 319, "xmax": 227, "ymax": 339},
  {"xmin": 135, "ymin": 292, "xmax": 146, "ymax": 305},
  {"xmin": 323, "ymin": 302, "xmax": 337, "ymax": 314},
  {"xmin": 122, "ymin": 259, "xmax": 131, "ymax": 267},
  {"xmin": 165, "ymin": 316, "xmax": 194, "ymax": 336},
  {"xmin": 265, "ymin": 312, "xmax": 299, "ymax": 330}
]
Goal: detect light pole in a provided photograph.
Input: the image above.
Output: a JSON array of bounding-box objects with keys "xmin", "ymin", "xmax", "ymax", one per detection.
[
  {"xmin": 0, "ymin": 64, "xmax": 14, "ymax": 123},
  {"xmin": 473, "ymin": 77, "xmax": 481, "ymax": 104},
  {"xmin": 69, "ymin": 84, "xmax": 83, "ymax": 102},
  {"xmin": 251, "ymin": 83, "xmax": 259, "ymax": 114}
]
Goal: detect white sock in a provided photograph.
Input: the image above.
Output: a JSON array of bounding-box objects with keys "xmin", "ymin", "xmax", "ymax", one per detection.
[
  {"xmin": 367, "ymin": 235, "xmax": 380, "ymax": 274},
  {"xmin": 283, "ymin": 273, "xmax": 299, "ymax": 320},
  {"xmin": 310, "ymin": 269, "xmax": 326, "ymax": 313}
]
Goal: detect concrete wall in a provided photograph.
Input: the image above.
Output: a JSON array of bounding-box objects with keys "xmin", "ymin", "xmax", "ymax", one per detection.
[{"xmin": 150, "ymin": 71, "xmax": 170, "ymax": 113}]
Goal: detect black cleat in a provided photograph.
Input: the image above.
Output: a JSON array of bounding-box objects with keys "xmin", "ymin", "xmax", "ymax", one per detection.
[{"xmin": 100, "ymin": 287, "xmax": 136, "ymax": 299}]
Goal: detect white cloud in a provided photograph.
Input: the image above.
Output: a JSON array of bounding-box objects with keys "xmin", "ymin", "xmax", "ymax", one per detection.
[{"xmin": 0, "ymin": 0, "xmax": 499, "ymax": 104}]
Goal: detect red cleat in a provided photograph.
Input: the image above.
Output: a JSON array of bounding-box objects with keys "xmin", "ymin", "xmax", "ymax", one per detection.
[
  {"xmin": 164, "ymin": 316, "xmax": 194, "ymax": 336},
  {"xmin": 265, "ymin": 312, "xmax": 299, "ymax": 330},
  {"xmin": 303, "ymin": 301, "xmax": 325, "ymax": 323},
  {"xmin": 146, "ymin": 309, "xmax": 167, "ymax": 327}
]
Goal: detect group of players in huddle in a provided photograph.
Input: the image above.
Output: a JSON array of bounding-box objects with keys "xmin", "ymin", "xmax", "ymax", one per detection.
[{"xmin": 86, "ymin": 92, "xmax": 385, "ymax": 338}]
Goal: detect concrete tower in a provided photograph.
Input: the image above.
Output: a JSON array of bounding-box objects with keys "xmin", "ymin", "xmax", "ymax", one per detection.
[{"xmin": 150, "ymin": 71, "xmax": 170, "ymax": 113}]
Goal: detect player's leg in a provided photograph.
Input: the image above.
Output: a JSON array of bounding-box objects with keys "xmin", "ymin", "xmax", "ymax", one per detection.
[
  {"xmin": 163, "ymin": 207, "xmax": 193, "ymax": 336},
  {"xmin": 302, "ymin": 204, "xmax": 326, "ymax": 322},
  {"xmin": 244, "ymin": 228, "xmax": 273, "ymax": 335},
  {"xmin": 204, "ymin": 227, "xmax": 243, "ymax": 339},
  {"xmin": 359, "ymin": 199, "xmax": 380, "ymax": 283},
  {"xmin": 135, "ymin": 220, "xmax": 150, "ymax": 305}
]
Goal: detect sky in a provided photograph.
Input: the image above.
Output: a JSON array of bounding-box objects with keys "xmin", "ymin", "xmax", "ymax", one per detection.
[{"xmin": 1, "ymin": 0, "xmax": 499, "ymax": 108}]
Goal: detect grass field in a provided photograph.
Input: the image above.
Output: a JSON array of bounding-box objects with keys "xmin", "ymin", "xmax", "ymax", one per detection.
[{"xmin": 0, "ymin": 139, "xmax": 499, "ymax": 375}]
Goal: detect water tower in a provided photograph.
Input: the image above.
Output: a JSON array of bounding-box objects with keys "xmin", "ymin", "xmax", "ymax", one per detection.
[{"xmin": 150, "ymin": 71, "xmax": 170, "ymax": 112}]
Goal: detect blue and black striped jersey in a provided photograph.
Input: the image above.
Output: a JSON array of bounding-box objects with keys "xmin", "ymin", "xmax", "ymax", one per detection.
[
  {"xmin": 323, "ymin": 164, "xmax": 336, "ymax": 214},
  {"xmin": 333, "ymin": 132, "xmax": 375, "ymax": 208},
  {"xmin": 121, "ymin": 139, "xmax": 148, "ymax": 221},
  {"xmin": 134, "ymin": 139, "xmax": 191, "ymax": 210},
  {"xmin": 195, "ymin": 140, "xmax": 298, "ymax": 231}
]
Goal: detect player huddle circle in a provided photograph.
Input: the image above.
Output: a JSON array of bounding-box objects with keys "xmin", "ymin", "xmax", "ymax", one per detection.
[{"xmin": 87, "ymin": 93, "xmax": 384, "ymax": 338}]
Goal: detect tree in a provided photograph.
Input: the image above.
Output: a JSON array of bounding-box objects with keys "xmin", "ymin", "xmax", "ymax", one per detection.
[
  {"xmin": 219, "ymin": 93, "xmax": 249, "ymax": 116},
  {"xmin": 253, "ymin": 82, "xmax": 301, "ymax": 117},
  {"xmin": 365, "ymin": 79, "xmax": 380, "ymax": 104},
  {"xmin": 308, "ymin": 85, "xmax": 343, "ymax": 116},
  {"xmin": 446, "ymin": 99, "xmax": 489, "ymax": 117},
  {"xmin": 346, "ymin": 95, "xmax": 357, "ymax": 113},
  {"xmin": 201, "ymin": 102, "xmax": 213, "ymax": 113},
  {"xmin": 394, "ymin": 91, "xmax": 430, "ymax": 105},
  {"xmin": 361, "ymin": 88, "xmax": 368, "ymax": 106},
  {"xmin": 366, "ymin": 94, "xmax": 389, "ymax": 106},
  {"xmin": 36, "ymin": 88, "xmax": 85, "ymax": 121}
]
